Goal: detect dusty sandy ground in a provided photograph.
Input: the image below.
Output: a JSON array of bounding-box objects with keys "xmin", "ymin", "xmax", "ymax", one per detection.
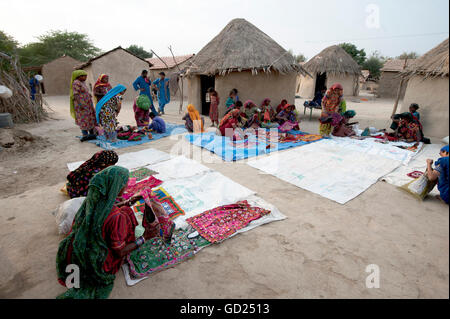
[{"xmin": 0, "ymin": 94, "xmax": 448, "ymax": 299}]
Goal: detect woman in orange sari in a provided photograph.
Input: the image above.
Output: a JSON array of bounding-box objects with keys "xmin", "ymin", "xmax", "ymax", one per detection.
[{"xmin": 183, "ymin": 104, "xmax": 205, "ymax": 133}]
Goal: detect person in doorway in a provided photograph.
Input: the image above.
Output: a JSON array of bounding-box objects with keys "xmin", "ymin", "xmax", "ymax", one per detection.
[
  {"xmin": 208, "ymin": 88, "xmax": 219, "ymax": 127},
  {"xmin": 133, "ymin": 70, "xmax": 158, "ymax": 115},
  {"xmin": 153, "ymin": 72, "xmax": 170, "ymax": 114}
]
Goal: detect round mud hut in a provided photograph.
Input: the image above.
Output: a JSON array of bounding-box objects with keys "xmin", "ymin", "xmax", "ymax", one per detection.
[
  {"xmin": 298, "ymin": 45, "xmax": 361, "ymax": 98},
  {"xmin": 400, "ymin": 38, "xmax": 449, "ymax": 138},
  {"xmin": 185, "ymin": 18, "xmax": 308, "ymax": 116}
]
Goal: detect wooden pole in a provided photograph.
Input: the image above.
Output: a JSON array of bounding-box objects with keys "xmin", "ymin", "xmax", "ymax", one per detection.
[
  {"xmin": 391, "ymin": 57, "xmax": 408, "ymax": 118},
  {"xmin": 168, "ymin": 46, "xmax": 184, "ymax": 114}
]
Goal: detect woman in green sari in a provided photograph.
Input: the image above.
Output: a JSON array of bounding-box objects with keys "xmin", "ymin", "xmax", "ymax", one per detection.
[{"xmin": 56, "ymin": 166, "xmax": 152, "ymax": 299}]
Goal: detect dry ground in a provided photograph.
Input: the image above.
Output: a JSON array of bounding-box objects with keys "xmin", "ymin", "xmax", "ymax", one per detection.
[{"xmin": 0, "ymin": 94, "xmax": 448, "ymax": 299}]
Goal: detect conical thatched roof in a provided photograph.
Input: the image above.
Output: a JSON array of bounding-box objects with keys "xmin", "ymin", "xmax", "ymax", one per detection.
[
  {"xmin": 186, "ymin": 18, "xmax": 307, "ymax": 76},
  {"xmin": 303, "ymin": 45, "xmax": 361, "ymax": 76},
  {"xmin": 402, "ymin": 38, "xmax": 449, "ymax": 79}
]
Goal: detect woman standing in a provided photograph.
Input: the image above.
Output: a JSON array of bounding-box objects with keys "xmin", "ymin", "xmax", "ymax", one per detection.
[
  {"xmin": 93, "ymin": 74, "xmax": 112, "ymax": 103},
  {"xmin": 66, "ymin": 150, "xmax": 119, "ymax": 199},
  {"xmin": 70, "ymin": 70, "xmax": 97, "ymax": 142},
  {"xmin": 96, "ymin": 85, "xmax": 127, "ymax": 142},
  {"xmin": 319, "ymin": 83, "xmax": 344, "ymax": 137},
  {"xmin": 208, "ymin": 88, "xmax": 220, "ymax": 127},
  {"xmin": 56, "ymin": 166, "xmax": 154, "ymax": 299}
]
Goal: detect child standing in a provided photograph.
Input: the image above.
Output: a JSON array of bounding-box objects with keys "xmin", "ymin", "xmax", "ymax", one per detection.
[{"xmin": 208, "ymin": 88, "xmax": 220, "ymax": 127}]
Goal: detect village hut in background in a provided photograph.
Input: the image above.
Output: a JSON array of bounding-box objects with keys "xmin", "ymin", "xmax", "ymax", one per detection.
[
  {"xmin": 147, "ymin": 54, "xmax": 194, "ymax": 101},
  {"xmin": 400, "ymin": 38, "xmax": 449, "ymax": 138},
  {"xmin": 378, "ymin": 59, "xmax": 416, "ymax": 98},
  {"xmin": 185, "ymin": 18, "xmax": 307, "ymax": 116},
  {"xmin": 77, "ymin": 46, "xmax": 152, "ymax": 101},
  {"xmin": 41, "ymin": 55, "xmax": 81, "ymax": 95},
  {"xmin": 298, "ymin": 45, "xmax": 361, "ymax": 98}
]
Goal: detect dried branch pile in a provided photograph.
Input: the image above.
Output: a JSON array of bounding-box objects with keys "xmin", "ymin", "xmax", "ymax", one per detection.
[{"xmin": 0, "ymin": 51, "xmax": 47, "ymax": 123}]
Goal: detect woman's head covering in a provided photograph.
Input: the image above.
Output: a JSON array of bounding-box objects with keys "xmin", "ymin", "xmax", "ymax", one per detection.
[
  {"xmin": 244, "ymin": 100, "xmax": 255, "ymax": 109},
  {"xmin": 94, "ymin": 74, "xmax": 109, "ymax": 90},
  {"xmin": 261, "ymin": 98, "xmax": 271, "ymax": 107},
  {"xmin": 330, "ymin": 83, "xmax": 343, "ymax": 91},
  {"xmin": 57, "ymin": 165, "xmax": 129, "ymax": 299},
  {"xmin": 187, "ymin": 104, "xmax": 204, "ymax": 133},
  {"xmin": 70, "ymin": 70, "xmax": 88, "ymax": 119},
  {"xmin": 95, "ymin": 84, "xmax": 127, "ymax": 123},
  {"xmin": 441, "ymin": 145, "xmax": 449, "ymax": 154},
  {"xmin": 343, "ymin": 110, "xmax": 356, "ymax": 118},
  {"xmin": 219, "ymin": 109, "xmax": 240, "ymax": 127}
]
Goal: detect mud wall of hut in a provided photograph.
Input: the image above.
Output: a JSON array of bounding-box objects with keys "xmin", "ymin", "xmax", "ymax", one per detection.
[
  {"xmin": 378, "ymin": 71, "xmax": 408, "ymax": 98},
  {"xmin": 42, "ymin": 56, "xmax": 80, "ymax": 95},
  {"xmin": 401, "ymin": 75, "xmax": 449, "ymax": 138}
]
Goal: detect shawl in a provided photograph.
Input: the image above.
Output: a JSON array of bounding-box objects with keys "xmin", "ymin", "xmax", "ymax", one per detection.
[
  {"xmin": 95, "ymin": 84, "xmax": 127, "ymax": 123},
  {"xmin": 219, "ymin": 109, "xmax": 240, "ymax": 128},
  {"xmin": 187, "ymin": 104, "xmax": 204, "ymax": 133},
  {"xmin": 70, "ymin": 70, "xmax": 88, "ymax": 119},
  {"xmin": 56, "ymin": 166, "xmax": 129, "ymax": 299},
  {"xmin": 322, "ymin": 84, "xmax": 343, "ymax": 114}
]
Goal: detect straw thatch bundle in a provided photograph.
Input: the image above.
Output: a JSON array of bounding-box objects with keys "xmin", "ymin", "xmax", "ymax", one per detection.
[
  {"xmin": 303, "ymin": 45, "xmax": 361, "ymax": 76},
  {"xmin": 186, "ymin": 18, "xmax": 307, "ymax": 76},
  {"xmin": 0, "ymin": 51, "xmax": 47, "ymax": 123},
  {"xmin": 402, "ymin": 38, "xmax": 449, "ymax": 79}
]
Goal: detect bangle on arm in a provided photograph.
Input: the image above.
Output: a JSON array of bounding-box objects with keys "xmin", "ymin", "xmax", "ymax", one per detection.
[{"xmin": 135, "ymin": 236, "xmax": 145, "ymax": 247}]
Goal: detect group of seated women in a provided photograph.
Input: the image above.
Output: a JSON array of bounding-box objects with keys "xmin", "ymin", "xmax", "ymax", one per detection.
[{"xmin": 389, "ymin": 103, "xmax": 430, "ymax": 143}]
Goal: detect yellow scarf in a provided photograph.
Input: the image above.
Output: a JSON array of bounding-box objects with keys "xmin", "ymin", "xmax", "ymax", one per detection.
[{"xmin": 187, "ymin": 104, "xmax": 204, "ymax": 133}]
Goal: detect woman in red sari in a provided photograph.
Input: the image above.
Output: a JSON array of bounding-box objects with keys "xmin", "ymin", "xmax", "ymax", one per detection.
[
  {"xmin": 208, "ymin": 88, "xmax": 220, "ymax": 127},
  {"xmin": 219, "ymin": 109, "xmax": 241, "ymax": 137},
  {"xmin": 93, "ymin": 74, "xmax": 112, "ymax": 104}
]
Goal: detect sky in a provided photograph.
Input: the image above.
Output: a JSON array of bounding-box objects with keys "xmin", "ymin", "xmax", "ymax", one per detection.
[{"xmin": 1, "ymin": 0, "xmax": 448, "ymax": 59}]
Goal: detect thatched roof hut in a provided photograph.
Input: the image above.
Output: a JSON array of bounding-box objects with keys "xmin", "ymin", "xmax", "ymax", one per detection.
[
  {"xmin": 186, "ymin": 18, "xmax": 306, "ymax": 115},
  {"xmin": 400, "ymin": 38, "xmax": 449, "ymax": 138},
  {"xmin": 297, "ymin": 45, "xmax": 361, "ymax": 98}
]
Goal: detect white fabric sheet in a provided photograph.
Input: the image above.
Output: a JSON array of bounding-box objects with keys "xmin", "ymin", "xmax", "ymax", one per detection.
[
  {"xmin": 146, "ymin": 155, "xmax": 212, "ymax": 181},
  {"xmin": 382, "ymin": 143, "xmax": 443, "ymax": 195},
  {"xmin": 247, "ymin": 137, "xmax": 416, "ymax": 204},
  {"xmin": 66, "ymin": 148, "xmax": 171, "ymax": 171}
]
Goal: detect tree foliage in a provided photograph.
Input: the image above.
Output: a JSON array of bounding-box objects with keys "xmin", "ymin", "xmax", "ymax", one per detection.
[
  {"xmin": 362, "ymin": 51, "xmax": 387, "ymax": 79},
  {"xmin": 0, "ymin": 30, "xmax": 19, "ymax": 70},
  {"xmin": 19, "ymin": 30, "xmax": 100, "ymax": 67},
  {"xmin": 339, "ymin": 43, "xmax": 367, "ymax": 66},
  {"xmin": 126, "ymin": 45, "xmax": 153, "ymax": 59},
  {"xmin": 288, "ymin": 49, "xmax": 307, "ymax": 64},
  {"xmin": 396, "ymin": 51, "xmax": 420, "ymax": 60}
]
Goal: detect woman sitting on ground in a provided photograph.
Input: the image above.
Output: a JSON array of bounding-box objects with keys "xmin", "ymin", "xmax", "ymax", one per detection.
[
  {"xmin": 276, "ymin": 104, "xmax": 300, "ymax": 132},
  {"xmin": 225, "ymin": 88, "xmax": 239, "ymax": 112},
  {"xmin": 276, "ymin": 99, "xmax": 288, "ymax": 114},
  {"xmin": 182, "ymin": 104, "xmax": 205, "ymax": 133},
  {"xmin": 242, "ymin": 100, "xmax": 260, "ymax": 129},
  {"xmin": 332, "ymin": 111, "xmax": 357, "ymax": 137},
  {"xmin": 57, "ymin": 166, "xmax": 156, "ymax": 299},
  {"xmin": 219, "ymin": 109, "xmax": 241, "ymax": 137},
  {"xmin": 149, "ymin": 112, "xmax": 166, "ymax": 134},
  {"xmin": 395, "ymin": 113, "xmax": 422, "ymax": 142},
  {"xmin": 426, "ymin": 145, "xmax": 449, "ymax": 205},
  {"xmin": 96, "ymin": 85, "xmax": 127, "ymax": 142},
  {"xmin": 66, "ymin": 150, "xmax": 119, "ymax": 199}
]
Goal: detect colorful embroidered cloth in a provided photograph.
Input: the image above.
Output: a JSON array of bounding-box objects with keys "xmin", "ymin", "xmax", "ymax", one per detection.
[
  {"xmin": 126, "ymin": 229, "xmax": 210, "ymax": 278},
  {"xmin": 129, "ymin": 167, "xmax": 157, "ymax": 181},
  {"xmin": 122, "ymin": 176, "xmax": 163, "ymax": 200},
  {"xmin": 186, "ymin": 201, "xmax": 270, "ymax": 243},
  {"xmin": 159, "ymin": 196, "xmax": 185, "ymax": 220}
]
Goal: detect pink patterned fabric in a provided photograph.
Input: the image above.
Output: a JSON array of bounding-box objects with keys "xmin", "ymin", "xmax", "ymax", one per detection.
[
  {"xmin": 122, "ymin": 176, "xmax": 163, "ymax": 200},
  {"xmin": 186, "ymin": 201, "xmax": 270, "ymax": 243}
]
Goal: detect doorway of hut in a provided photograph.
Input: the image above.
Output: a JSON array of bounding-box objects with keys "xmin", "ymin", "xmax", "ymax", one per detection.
[
  {"xmin": 200, "ymin": 75, "xmax": 215, "ymax": 116},
  {"xmin": 314, "ymin": 72, "xmax": 327, "ymax": 94}
]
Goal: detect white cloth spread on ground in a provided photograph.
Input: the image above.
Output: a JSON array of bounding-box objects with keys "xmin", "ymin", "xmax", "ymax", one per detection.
[
  {"xmin": 247, "ymin": 137, "xmax": 420, "ymax": 204},
  {"xmin": 66, "ymin": 148, "xmax": 171, "ymax": 171},
  {"xmin": 382, "ymin": 143, "xmax": 443, "ymax": 195}
]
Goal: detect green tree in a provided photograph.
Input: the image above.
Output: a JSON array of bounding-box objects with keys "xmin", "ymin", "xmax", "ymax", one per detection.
[
  {"xmin": 339, "ymin": 43, "xmax": 367, "ymax": 66},
  {"xmin": 396, "ymin": 51, "xmax": 420, "ymax": 60},
  {"xmin": 362, "ymin": 51, "xmax": 386, "ymax": 79},
  {"xmin": 19, "ymin": 30, "xmax": 100, "ymax": 67},
  {"xmin": 288, "ymin": 49, "xmax": 307, "ymax": 64},
  {"xmin": 126, "ymin": 45, "xmax": 153, "ymax": 59},
  {"xmin": 0, "ymin": 30, "xmax": 18, "ymax": 56}
]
